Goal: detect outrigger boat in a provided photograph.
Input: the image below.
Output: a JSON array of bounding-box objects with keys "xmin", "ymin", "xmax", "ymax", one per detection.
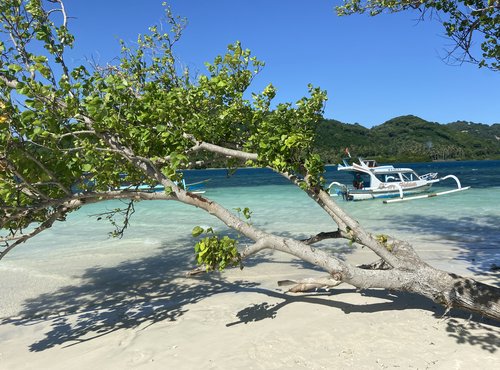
[
  {"xmin": 71, "ymin": 173, "xmax": 208, "ymax": 195},
  {"xmin": 118, "ymin": 179, "xmax": 207, "ymax": 194},
  {"xmin": 328, "ymin": 158, "xmax": 469, "ymax": 203}
]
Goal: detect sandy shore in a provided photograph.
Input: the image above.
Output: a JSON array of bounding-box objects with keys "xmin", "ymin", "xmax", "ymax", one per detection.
[{"xmin": 0, "ymin": 239, "xmax": 499, "ymax": 369}]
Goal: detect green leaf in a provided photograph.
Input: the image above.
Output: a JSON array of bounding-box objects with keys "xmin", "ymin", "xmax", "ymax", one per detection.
[
  {"xmin": 192, "ymin": 226, "xmax": 204, "ymax": 237},
  {"xmin": 242, "ymin": 207, "xmax": 252, "ymax": 220},
  {"xmin": 81, "ymin": 164, "xmax": 93, "ymax": 172},
  {"xmin": 8, "ymin": 64, "xmax": 23, "ymax": 72}
]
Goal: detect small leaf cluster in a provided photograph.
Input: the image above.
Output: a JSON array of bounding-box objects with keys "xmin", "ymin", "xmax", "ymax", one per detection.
[
  {"xmin": 375, "ymin": 234, "xmax": 393, "ymax": 252},
  {"xmin": 346, "ymin": 226, "xmax": 357, "ymax": 246},
  {"xmin": 192, "ymin": 226, "xmax": 242, "ymax": 271},
  {"xmin": 336, "ymin": 0, "xmax": 499, "ymax": 71},
  {"xmin": 234, "ymin": 206, "xmax": 252, "ymax": 221}
]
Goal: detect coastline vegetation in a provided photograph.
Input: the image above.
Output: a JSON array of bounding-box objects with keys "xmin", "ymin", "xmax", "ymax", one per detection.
[{"xmin": 314, "ymin": 115, "xmax": 500, "ymax": 164}]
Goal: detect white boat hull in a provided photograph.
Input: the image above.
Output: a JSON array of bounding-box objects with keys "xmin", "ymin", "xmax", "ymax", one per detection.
[{"xmin": 344, "ymin": 183, "xmax": 433, "ymax": 201}]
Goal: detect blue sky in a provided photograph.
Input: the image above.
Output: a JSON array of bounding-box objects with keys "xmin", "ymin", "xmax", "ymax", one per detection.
[{"xmin": 63, "ymin": 0, "xmax": 499, "ymax": 127}]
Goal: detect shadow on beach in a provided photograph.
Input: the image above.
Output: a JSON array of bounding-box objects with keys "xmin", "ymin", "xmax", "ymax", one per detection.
[
  {"xmin": 1, "ymin": 236, "xmax": 255, "ymax": 351},
  {"xmin": 384, "ymin": 213, "xmax": 500, "ymax": 281},
  {"xmin": 226, "ymin": 288, "xmax": 500, "ymax": 354},
  {"xmin": 1, "ymin": 231, "xmax": 498, "ymax": 354}
]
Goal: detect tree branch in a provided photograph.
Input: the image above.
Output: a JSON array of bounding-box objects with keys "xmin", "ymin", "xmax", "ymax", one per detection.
[
  {"xmin": 13, "ymin": 142, "xmax": 72, "ymax": 196},
  {"xmin": 184, "ymin": 134, "xmax": 258, "ymax": 161},
  {"xmin": 1, "ymin": 190, "xmax": 175, "ymax": 230},
  {"xmin": 278, "ymin": 167, "xmax": 404, "ymax": 268},
  {"xmin": 278, "ymin": 275, "xmax": 343, "ymax": 292},
  {"xmin": 0, "ymin": 205, "xmax": 68, "ymax": 261},
  {"xmin": 0, "ymin": 74, "xmax": 18, "ymax": 89},
  {"xmin": 301, "ymin": 230, "xmax": 345, "ymax": 245},
  {"xmin": 57, "ymin": 130, "xmax": 96, "ymax": 140},
  {"xmin": 1, "ymin": 156, "xmax": 51, "ymax": 201},
  {"xmin": 316, "ymin": 189, "xmax": 407, "ymax": 268}
]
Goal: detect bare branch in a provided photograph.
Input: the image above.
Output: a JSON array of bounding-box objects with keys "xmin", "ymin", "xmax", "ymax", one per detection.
[
  {"xmin": 184, "ymin": 134, "xmax": 258, "ymax": 161},
  {"xmin": 48, "ymin": 0, "xmax": 68, "ymax": 28},
  {"xmin": 0, "ymin": 205, "xmax": 67, "ymax": 261},
  {"xmin": 1, "ymin": 190, "xmax": 176, "ymax": 228},
  {"xmin": 316, "ymin": 189, "xmax": 405, "ymax": 268},
  {"xmin": 278, "ymin": 275, "xmax": 343, "ymax": 292},
  {"xmin": 276, "ymin": 168, "xmax": 403, "ymax": 268},
  {"xmin": 13, "ymin": 143, "xmax": 72, "ymax": 196},
  {"xmin": 90, "ymin": 199, "xmax": 136, "ymax": 238},
  {"xmin": 0, "ymin": 189, "xmax": 177, "ymax": 259},
  {"xmin": 301, "ymin": 230, "xmax": 345, "ymax": 244},
  {"xmin": 57, "ymin": 130, "xmax": 96, "ymax": 140},
  {"xmin": 1, "ymin": 156, "xmax": 51, "ymax": 201}
]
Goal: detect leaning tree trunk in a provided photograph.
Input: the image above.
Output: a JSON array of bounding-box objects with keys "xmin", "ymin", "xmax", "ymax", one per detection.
[
  {"xmin": 411, "ymin": 268, "xmax": 500, "ymax": 320},
  {"xmin": 151, "ymin": 160, "xmax": 499, "ymax": 321},
  {"xmin": 236, "ymin": 233, "xmax": 500, "ymax": 321}
]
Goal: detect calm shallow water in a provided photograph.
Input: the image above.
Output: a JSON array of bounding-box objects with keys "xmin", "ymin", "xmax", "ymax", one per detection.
[{"xmin": 2, "ymin": 160, "xmax": 499, "ymax": 276}]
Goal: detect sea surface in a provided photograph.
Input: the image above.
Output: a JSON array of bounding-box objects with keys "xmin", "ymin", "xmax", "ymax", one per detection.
[{"xmin": 1, "ymin": 160, "xmax": 499, "ymax": 283}]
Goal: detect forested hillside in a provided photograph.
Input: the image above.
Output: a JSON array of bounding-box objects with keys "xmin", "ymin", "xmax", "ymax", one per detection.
[{"xmin": 314, "ymin": 115, "xmax": 500, "ymax": 163}]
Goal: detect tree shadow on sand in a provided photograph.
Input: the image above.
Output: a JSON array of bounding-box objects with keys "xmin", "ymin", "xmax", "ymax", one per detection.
[
  {"xmin": 382, "ymin": 213, "xmax": 500, "ymax": 282},
  {"xmin": 226, "ymin": 288, "xmax": 500, "ymax": 354},
  {"xmin": 1, "ymin": 236, "xmax": 262, "ymax": 352},
  {"xmin": 1, "ymin": 229, "xmax": 498, "ymax": 354}
]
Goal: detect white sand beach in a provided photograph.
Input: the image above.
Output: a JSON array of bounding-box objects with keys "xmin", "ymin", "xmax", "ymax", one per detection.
[{"xmin": 1, "ymin": 236, "xmax": 498, "ymax": 370}]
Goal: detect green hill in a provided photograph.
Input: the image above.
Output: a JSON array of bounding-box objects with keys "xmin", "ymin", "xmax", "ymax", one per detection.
[{"xmin": 314, "ymin": 115, "xmax": 500, "ymax": 163}]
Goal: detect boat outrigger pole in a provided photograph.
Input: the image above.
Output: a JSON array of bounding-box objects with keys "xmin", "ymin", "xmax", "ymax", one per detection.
[{"xmin": 383, "ymin": 175, "xmax": 470, "ymax": 204}]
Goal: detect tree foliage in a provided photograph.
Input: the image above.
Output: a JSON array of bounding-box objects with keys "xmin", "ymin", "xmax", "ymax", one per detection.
[
  {"xmin": 336, "ymin": 0, "xmax": 500, "ymax": 70},
  {"xmin": 0, "ymin": 0, "xmax": 325, "ymax": 241},
  {"xmin": 1, "ymin": 1, "xmax": 499, "ymax": 322}
]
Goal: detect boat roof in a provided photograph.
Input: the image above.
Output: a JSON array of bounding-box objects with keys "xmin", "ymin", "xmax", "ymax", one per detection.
[
  {"xmin": 371, "ymin": 167, "xmax": 416, "ymax": 174},
  {"xmin": 338, "ymin": 158, "xmax": 418, "ymax": 175}
]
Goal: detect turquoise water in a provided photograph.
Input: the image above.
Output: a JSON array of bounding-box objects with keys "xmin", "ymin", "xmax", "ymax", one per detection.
[{"xmin": 2, "ymin": 161, "xmax": 500, "ymax": 276}]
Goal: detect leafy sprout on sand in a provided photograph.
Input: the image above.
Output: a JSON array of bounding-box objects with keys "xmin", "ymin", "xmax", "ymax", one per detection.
[{"xmin": 192, "ymin": 226, "xmax": 242, "ymax": 271}]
